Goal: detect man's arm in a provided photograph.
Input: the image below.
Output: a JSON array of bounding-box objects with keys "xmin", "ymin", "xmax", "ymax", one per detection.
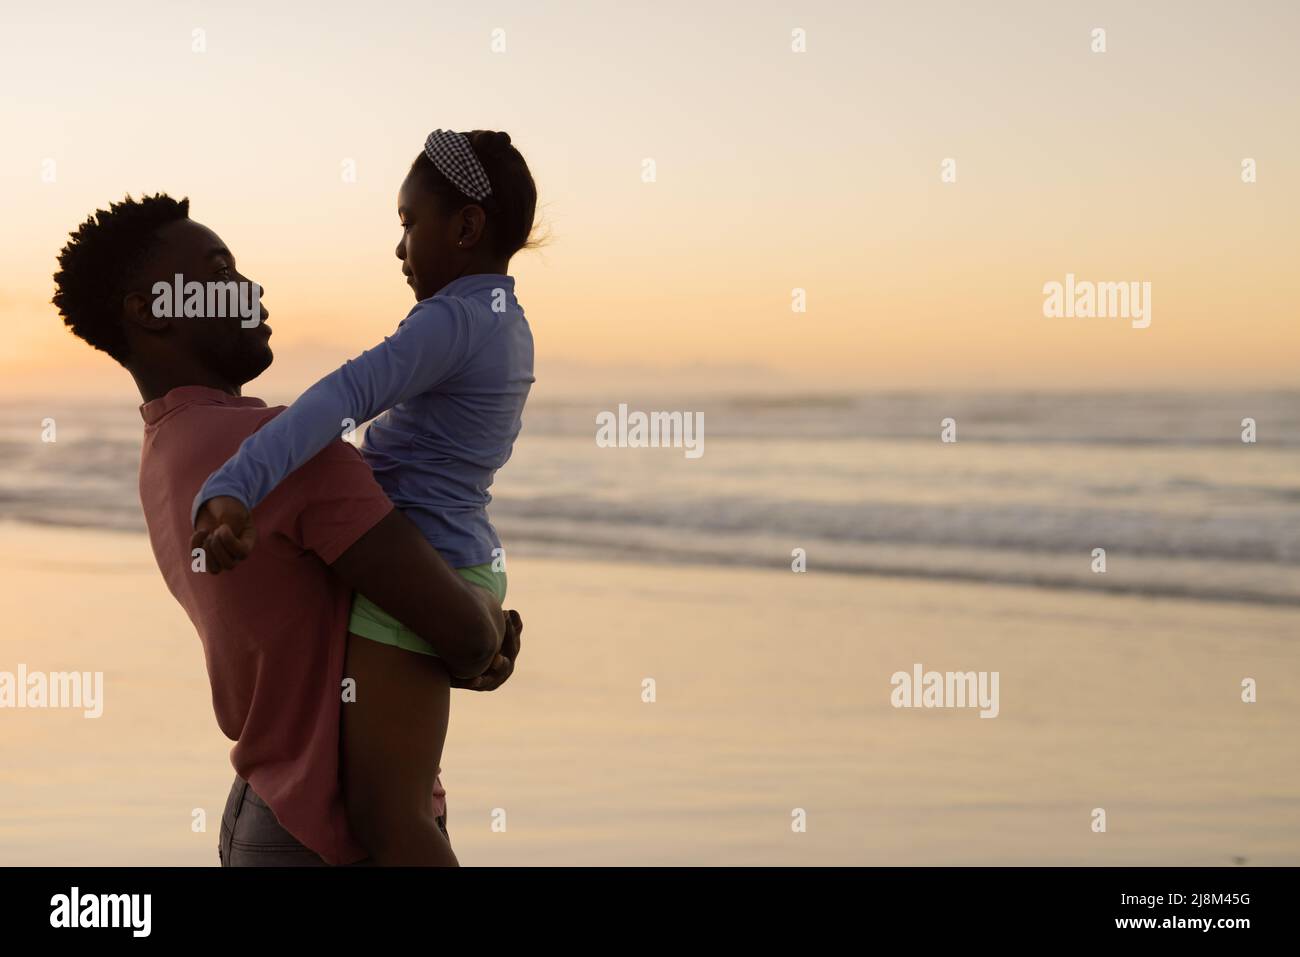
[
  {"xmin": 191, "ymin": 433, "xmax": 504, "ymax": 680},
  {"xmin": 328, "ymin": 508, "xmax": 504, "ymax": 680}
]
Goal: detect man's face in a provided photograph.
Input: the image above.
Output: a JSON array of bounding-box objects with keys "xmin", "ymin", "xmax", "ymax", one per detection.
[{"xmin": 133, "ymin": 219, "xmax": 273, "ymax": 386}]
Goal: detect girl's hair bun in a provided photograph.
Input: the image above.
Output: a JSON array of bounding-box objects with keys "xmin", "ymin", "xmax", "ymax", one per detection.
[{"xmin": 471, "ymin": 130, "xmax": 512, "ymax": 154}]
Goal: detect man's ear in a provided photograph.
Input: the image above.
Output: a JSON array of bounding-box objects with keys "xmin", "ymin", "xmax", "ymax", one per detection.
[{"xmin": 122, "ymin": 289, "xmax": 169, "ymax": 332}]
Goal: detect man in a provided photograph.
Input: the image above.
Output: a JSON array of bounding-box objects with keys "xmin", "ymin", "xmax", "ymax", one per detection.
[{"xmin": 52, "ymin": 193, "xmax": 519, "ymax": 865}]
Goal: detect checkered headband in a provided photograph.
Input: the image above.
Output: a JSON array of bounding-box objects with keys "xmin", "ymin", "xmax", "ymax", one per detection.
[{"xmin": 423, "ymin": 129, "xmax": 494, "ymax": 202}]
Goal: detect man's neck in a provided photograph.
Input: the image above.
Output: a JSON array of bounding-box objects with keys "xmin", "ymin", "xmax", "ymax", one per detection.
[{"xmin": 129, "ymin": 364, "xmax": 241, "ymax": 405}]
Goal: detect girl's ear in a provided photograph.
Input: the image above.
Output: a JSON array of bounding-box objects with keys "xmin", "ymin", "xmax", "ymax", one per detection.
[{"xmin": 458, "ymin": 205, "xmax": 488, "ymax": 248}]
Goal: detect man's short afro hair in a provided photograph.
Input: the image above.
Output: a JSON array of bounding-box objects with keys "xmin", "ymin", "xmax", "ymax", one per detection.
[{"xmin": 52, "ymin": 193, "xmax": 190, "ymax": 364}]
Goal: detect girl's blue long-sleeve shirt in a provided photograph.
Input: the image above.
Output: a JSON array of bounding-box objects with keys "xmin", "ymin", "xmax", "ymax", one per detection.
[{"xmin": 192, "ymin": 273, "xmax": 534, "ymax": 568}]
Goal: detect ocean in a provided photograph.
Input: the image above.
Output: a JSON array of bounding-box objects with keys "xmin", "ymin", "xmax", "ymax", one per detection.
[{"xmin": 2, "ymin": 390, "xmax": 1297, "ymax": 606}]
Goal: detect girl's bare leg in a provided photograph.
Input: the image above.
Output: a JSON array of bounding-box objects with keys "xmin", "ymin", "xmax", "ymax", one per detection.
[{"xmin": 341, "ymin": 633, "xmax": 456, "ymax": 866}]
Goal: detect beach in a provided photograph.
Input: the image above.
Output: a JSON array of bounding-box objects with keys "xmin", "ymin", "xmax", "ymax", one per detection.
[
  {"xmin": 1, "ymin": 520, "xmax": 1296, "ymax": 866},
  {"xmin": 3, "ymin": 0, "xmax": 1298, "ymax": 892}
]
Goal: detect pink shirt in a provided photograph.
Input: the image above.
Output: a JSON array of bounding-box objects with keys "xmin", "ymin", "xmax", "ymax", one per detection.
[{"xmin": 139, "ymin": 386, "xmax": 447, "ymax": 864}]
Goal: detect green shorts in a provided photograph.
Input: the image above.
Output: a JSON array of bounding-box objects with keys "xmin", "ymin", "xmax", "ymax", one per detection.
[{"xmin": 348, "ymin": 563, "xmax": 506, "ymax": 658}]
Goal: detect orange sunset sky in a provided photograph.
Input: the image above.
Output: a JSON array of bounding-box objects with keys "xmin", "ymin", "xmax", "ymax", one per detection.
[{"xmin": 1, "ymin": 0, "xmax": 1296, "ymax": 397}]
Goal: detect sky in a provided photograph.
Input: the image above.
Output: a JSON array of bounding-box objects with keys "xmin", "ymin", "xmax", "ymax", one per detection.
[{"xmin": 0, "ymin": 0, "xmax": 1297, "ymax": 397}]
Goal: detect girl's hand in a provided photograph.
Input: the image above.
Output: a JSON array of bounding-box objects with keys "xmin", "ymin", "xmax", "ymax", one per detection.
[{"xmin": 190, "ymin": 495, "xmax": 257, "ymax": 575}]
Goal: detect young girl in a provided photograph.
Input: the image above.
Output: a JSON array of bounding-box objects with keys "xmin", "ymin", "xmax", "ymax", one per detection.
[{"xmin": 190, "ymin": 129, "xmax": 536, "ymax": 863}]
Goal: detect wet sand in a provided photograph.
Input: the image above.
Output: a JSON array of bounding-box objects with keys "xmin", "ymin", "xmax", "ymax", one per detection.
[{"xmin": 1, "ymin": 521, "xmax": 1296, "ymax": 865}]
